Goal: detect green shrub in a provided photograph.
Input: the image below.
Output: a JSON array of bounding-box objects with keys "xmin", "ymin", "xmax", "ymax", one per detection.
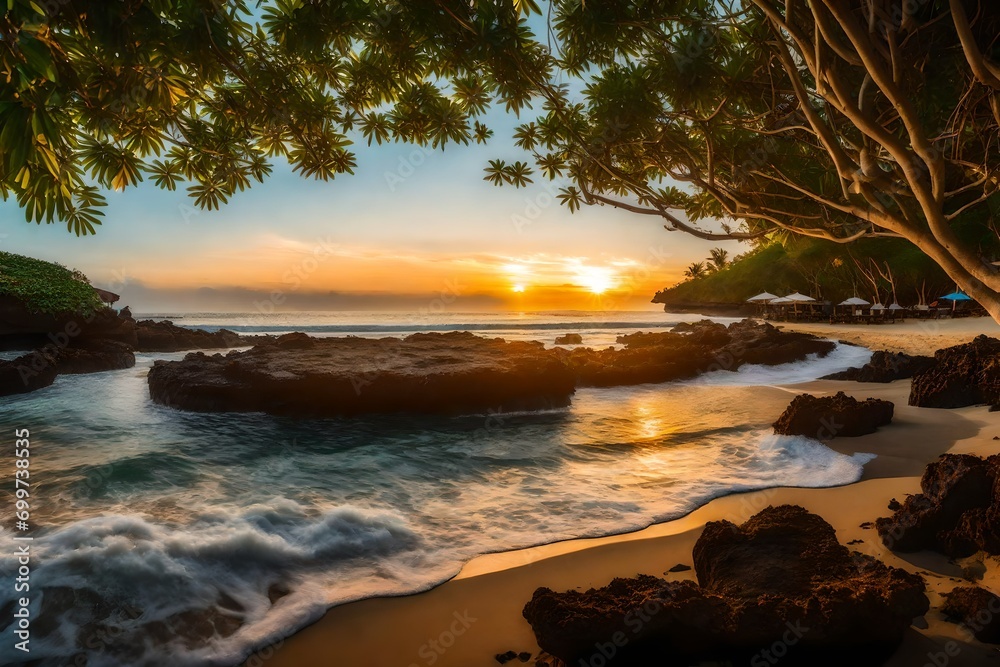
[{"xmin": 0, "ymin": 251, "xmax": 104, "ymax": 315}]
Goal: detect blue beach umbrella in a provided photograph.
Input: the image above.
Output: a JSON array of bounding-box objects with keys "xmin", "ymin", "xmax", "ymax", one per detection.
[{"xmin": 939, "ymin": 291, "xmax": 973, "ymax": 315}]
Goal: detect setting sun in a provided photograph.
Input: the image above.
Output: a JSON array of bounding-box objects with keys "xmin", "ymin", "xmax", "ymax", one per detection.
[
  {"xmin": 512, "ymin": 284, "xmax": 525, "ymax": 293},
  {"xmin": 575, "ymin": 266, "xmax": 616, "ymax": 294}
]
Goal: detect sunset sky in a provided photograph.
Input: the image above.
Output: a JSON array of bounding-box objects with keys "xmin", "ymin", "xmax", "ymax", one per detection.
[{"xmin": 0, "ymin": 110, "xmax": 745, "ymax": 313}]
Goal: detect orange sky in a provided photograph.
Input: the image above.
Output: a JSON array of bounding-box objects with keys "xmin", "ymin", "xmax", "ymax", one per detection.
[{"xmin": 124, "ymin": 233, "xmax": 680, "ymax": 311}]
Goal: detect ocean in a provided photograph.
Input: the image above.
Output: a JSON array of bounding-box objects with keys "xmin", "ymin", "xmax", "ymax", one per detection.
[{"xmin": 0, "ymin": 311, "xmax": 875, "ymax": 666}]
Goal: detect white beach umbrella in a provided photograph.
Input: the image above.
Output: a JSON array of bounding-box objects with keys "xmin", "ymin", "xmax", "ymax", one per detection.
[
  {"xmin": 783, "ymin": 292, "xmax": 816, "ymax": 302},
  {"xmin": 838, "ymin": 297, "xmax": 870, "ymax": 306},
  {"xmin": 770, "ymin": 296, "xmax": 792, "ymax": 304},
  {"xmin": 888, "ymin": 303, "xmax": 905, "ymax": 310},
  {"xmin": 746, "ymin": 291, "xmax": 779, "ymax": 303},
  {"xmin": 870, "ymin": 303, "xmax": 886, "ymax": 311}
]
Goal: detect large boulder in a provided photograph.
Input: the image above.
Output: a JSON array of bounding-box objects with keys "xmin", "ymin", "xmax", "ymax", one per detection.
[
  {"xmin": 147, "ymin": 331, "xmax": 577, "ymax": 417},
  {"xmin": 876, "ymin": 454, "xmax": 1000, "ymax": 556},
  {"xmin": 909, "ymin": 336, "xmax": 1000, "ymax": 408},
  {"xmin": 772, "ymin": 392, "xmax": 894, "ymax": 439},
  {"xmin": 0, "ymin": 352, "xmax": 58, "ymax": 396},
  {"xmin": 822, "ymin": 351, "xmax": 935, "ymax": 383},
  {"xmin": 942, "ymin": 586, "xmax": 1000, "ymax": 643},
  {"xmin": 523, "ymin": 505, "xmax": 928, "ymax": 666}
]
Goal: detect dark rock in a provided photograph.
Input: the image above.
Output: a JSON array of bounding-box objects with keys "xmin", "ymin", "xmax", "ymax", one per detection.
[
  {"xmin": 0, "ymin": 296, "xmax": 138, "ymax": 347},
  {"xmin": 0, "ymin": 351, "xmax": 58, "ymax": 396},
  {"xmin": 847, "ymin": 539, "xmax": 864, "ymax": 545},
  {"xmin": 523, "ymin": 505, "xmax": 928, "ymax": 666},
  {"xmin": 876, "ymin": 454, "xmax": 1000, "ymax": 556},
  {"xmin": 941, "ymin": 586, "xmax": 1000, "ymax": 643},
  {"xmin": 822, "ymin": 350, "xmax": 935, "ymax": 382},
  {"xmin": 50, "ymin": 340, "xmax": 135, "ymax": 374},
  {"xmin": 772, "ymin": 392, "xmax": 894, "ymax": 439},
  {"xmin": 554, "ymin": 333, "xmax": 583, "ymax": 345},
  {"xmin": 909, "ymin": 336, "xmax": 1000, "ymax": 408},
  {"xmin": 0, "ymin": 339, "xmax": 135, "ymax": 397},
  {"xmin": 518, "ymin": 652, "xmax": 532, "ymax": 662},
  {"xmin": 669, "ymin": 319, "xmax": 730, "ymax": 345},
  {"xmin": 888, "ymin": 498, "xmax": 902, "ymax": 511},
  {"xmin": 667, "ymin": 563, "xmax": 692, "ymax": 573},
  {"xmin": 565, "ymin": 319, "xmax": 835, "ymax": 388},
  {"xmin": 495, "ymin": 650, "xmax": 518, "ymax": 664},
  {"xmin": 148, "ymin": 332, "xmax": 577, "ymax": 417},
  {"xmin": 724, "ymin": 319, "xmax": 836, "ymax": 366},
  {"xmin": 135, "ymin": 319, "xmax": 260, "ymax": 352}
]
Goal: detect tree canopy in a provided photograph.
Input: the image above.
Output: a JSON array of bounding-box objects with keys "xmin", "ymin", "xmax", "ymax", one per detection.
[
  {"xmin": 0, "ymin": 0, "xmax": 547, "ymax": 233},
  {"xmin": 3, "ymin": 1, "xmax": 1000, "ymax": 316}
]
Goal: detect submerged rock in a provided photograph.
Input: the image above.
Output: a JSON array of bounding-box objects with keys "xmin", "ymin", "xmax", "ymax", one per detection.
[
  {"xmin": 523, "ymin": 505, "xmax": 928, "ymax": 666},
  {"xmin": 823, "ymin": 350, "xmax": 934, "ymax": 383},
  {"xmin": 876, "ymin": 454, "xmax": 1000, "ymax": 557},
  {"xmin": 148, "ymin": 331, "xmax": 577, "ymax": 417},
  {"xmin": 554, "ymin": 333, "xmax": 583, "ymax": 345},
  {"xmin": 772, "ymin": 392, "xmax": 894, "ymax": 439},
  {"xmin": 909, "ymin": 336, "xmax": 1000, "ymax": 408}
]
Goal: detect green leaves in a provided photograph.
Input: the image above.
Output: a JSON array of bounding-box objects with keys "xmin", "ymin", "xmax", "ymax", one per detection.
[
  {"xmin": 1, "ymin": 0, "xmax": 553, "ymax": 232},
  {"xmin": 482, "ymin": 160, "xmax": 534, "ymax": 187},
  {"xmin": 0, "ymin": 250, "xmax": 104, "ymax": 314}
]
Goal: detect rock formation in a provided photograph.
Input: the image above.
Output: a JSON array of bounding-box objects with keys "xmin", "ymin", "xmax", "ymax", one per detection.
[
  {"xmin": 562, "ymin": 320, "xmax": 835, "ymax": 387},
  {"xmin": 822, "ymin": 350, "xmax": 935, "ymax": 383},
  {"xmin": 876, "ymin": 454, "xmax": 1000, "ymax": 557},
  {"xmin": 554, "ymin": 333, "xmax": 583, "ymax": 345},
  {"xmin": 134, "ymin": 319, "xmax": 258, "ymax": 352},
  {"xmin": 942, "ymin": 586, "xmax": 1000, "ymax": 643},
  {"xmin": 909, "ymin": 336, "xmax": 1000, "ymax": 408},
  {"xmin": 772, "ymin": 392, "xmax": 894, "ymax": 439},
  {"xmin": 522, "ymin": 505, "xmax": 928, "ymax": 666},
  {"xmin": 148, "ymin": 332, "xmax": 577, "ymax": 417}
]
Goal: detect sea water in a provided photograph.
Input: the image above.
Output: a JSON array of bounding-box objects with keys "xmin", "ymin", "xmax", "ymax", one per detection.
[{"xmin": 0, "ymin": 311, "xmax": 875, "ymax": 666}]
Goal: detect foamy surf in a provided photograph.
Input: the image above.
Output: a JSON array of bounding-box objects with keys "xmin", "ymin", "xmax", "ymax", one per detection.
[
  {"xmin": 1, "ymin": 316, "xmax": 881, "ymax": 666},
  {"xmin": 689, "ymin": 341, "xmax": 873, "ymax": 386},
  {"xmin": 0, "ymin": 431, "xmax": 874, "ymax": 667}
]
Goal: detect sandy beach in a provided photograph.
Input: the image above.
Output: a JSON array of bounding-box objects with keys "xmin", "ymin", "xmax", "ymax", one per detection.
[
  {"xmin": 779, "ymin": 316, "xmax": 1000, "ymax": 357},
  {"xmin": 253, "ymin": 322, "xmax": 1000, "ymax": 667}
]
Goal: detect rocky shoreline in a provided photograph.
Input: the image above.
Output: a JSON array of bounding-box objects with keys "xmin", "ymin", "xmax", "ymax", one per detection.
[
  {"xmin": 0, "ymin": 299, "xmax": 267, "ymax": 397},
  {"xmin": 146, "ymin": 320, "xmax": 837, "ymax": 417}
]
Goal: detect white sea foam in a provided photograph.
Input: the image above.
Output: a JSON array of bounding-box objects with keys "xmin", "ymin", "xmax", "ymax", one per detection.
[{"xmin": 689, "ymin": 341, "xmax": 873, "ymax": 386}]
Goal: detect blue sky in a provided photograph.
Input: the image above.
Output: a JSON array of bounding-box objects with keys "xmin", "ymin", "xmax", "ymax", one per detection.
[{"xmin": 0, "ymin": 12, "xmax": 745, "ymax": 313}]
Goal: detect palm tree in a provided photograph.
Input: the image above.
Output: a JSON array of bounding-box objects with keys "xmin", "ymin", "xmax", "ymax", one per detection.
[
  {"xmin": 684, "ymin": 262, "xmax": 706, "ymax": 279},
  {"xmin": 708, "ymin": 248, "xmax": 729, "ymax": 272}
]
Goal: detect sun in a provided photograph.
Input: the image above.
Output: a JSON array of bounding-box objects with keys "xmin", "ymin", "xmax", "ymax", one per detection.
[
  {"xmin": 575, "ymin": 266, "xmax": 615, "ymax": 294},
  {"xmin": 512, "ymin": 284, "xmax": 526, "ymax": 293}
]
